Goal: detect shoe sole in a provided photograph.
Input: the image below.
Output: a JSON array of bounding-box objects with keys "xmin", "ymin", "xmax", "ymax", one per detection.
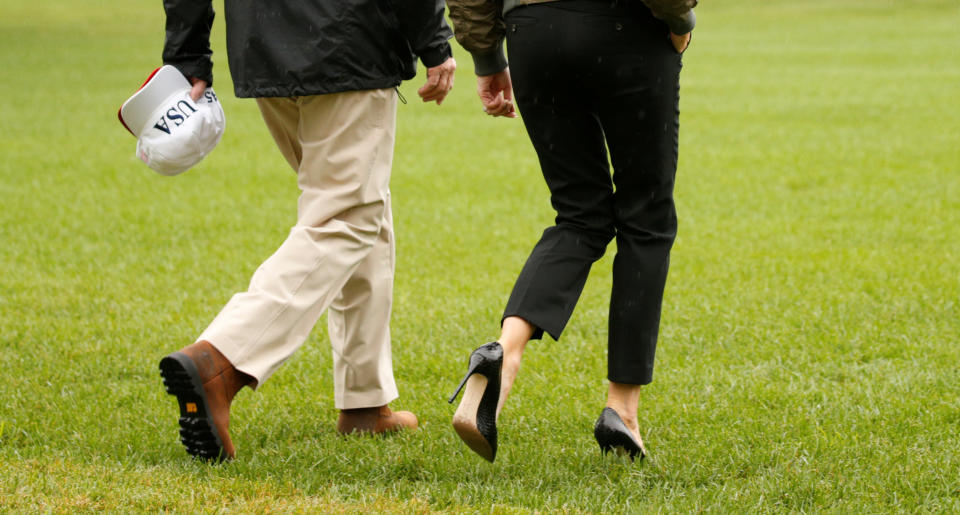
[
  {"xmin": 452, "ymin": 374, "xmax": 495, "ymax": 462},
  {"xmin": 159, "ymin": 352, "xmax": 227, "ymax": 462},
  {"xmin": 595, "ymin": 425, "xmax": 646, "ymax": 461},
  {"xmin": 605, "ymin": 443, "xmax": 645, "ymax": 460}
]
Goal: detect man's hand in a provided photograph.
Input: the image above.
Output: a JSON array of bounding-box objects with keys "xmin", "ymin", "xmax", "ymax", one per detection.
[
  {"xmin": 669, "ymin": 32, "xmax": 691, "ymax": 53},
  {"xmin": 477, "ymin": 68, "xmax": 517, "ymax": 118},
  {"xmin": 418, "ymin": 57, "xmax": 456, "ymax": 105},
  {"xmin": 188, "ymin": 77, "xmax": 208, "ymax": 101}
]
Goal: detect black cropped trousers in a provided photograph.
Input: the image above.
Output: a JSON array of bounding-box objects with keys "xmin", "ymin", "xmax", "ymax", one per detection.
[{"xmin": 502, "ymin": 0, "xmax": 682, "ymax": 385}]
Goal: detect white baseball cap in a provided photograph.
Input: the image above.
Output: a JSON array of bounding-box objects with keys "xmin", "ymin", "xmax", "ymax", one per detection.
[{"xmin": 119, "ymin": 65, "xmax": 225, "ymax": 176}]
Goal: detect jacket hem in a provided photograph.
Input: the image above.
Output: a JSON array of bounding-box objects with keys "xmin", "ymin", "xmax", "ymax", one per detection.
[{"xmin": 233, "ymin": 78, "xmax": 404, "ymax": 99}]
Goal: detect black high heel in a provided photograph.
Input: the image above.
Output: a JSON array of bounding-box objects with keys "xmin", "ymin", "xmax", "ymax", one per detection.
[
  {"xmin": 448, "ymin": 342, "xmax": 503, "ymax": 462},
  {"xmin": 594, "ymin": 407, "xmax": 647, "ymax": 461}
]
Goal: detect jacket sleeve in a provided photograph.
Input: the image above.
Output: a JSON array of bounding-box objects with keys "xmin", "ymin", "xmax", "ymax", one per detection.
[
  {"xmin": 446, "ymin": 0, "xmax": 507, "ymax": 76},
  {"xmin": 161, "ymin": 0, "xmax": 215, "ymax": 85},
  {"xmin": 394, "ymin": 0, "xmax": 454, "ymax": 68},
  {"xmin": 642, "ymin": 0, "xmax": 697, "ymax": 35}
]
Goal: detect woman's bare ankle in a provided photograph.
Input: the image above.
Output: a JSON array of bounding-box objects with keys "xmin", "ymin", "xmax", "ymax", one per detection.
[
  {"xmin": 495, "ymin": 317, "xmax": 535, "ymax": 417},
  {"xmin": 605, "ymin": 381, "xmax": 642, "ymax": 434}
]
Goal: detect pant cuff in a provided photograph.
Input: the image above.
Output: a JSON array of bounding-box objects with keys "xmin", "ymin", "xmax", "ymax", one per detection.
[
  {"xmin": 501, "ymin": 311, "xmax": 561, "ymax": 341},
  {"xmin": 336, "ymin": 388, "xmax": 399, "ymax": 411},
  {"xmin": 607, "ymin": 372, "xmax": 653, "ymax": 386}
]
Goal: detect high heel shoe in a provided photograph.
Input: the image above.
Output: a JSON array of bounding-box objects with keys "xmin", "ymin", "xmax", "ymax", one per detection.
[
  {"xmin": 594, "ymin": 407, "xmax": 647, "ymax": 461},
  {"xmin": 448, "ymin": 341, "xmax": 503, "ymax": 462}
]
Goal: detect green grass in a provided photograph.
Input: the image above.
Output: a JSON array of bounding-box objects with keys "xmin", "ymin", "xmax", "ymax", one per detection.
[{"xmin": 2, "ymin": 0, "xmax": 959, "ymax": 512}]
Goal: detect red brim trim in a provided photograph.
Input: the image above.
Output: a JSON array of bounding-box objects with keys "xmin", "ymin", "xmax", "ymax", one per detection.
[{"xmin": 118, "ymin": 107, "xmax": 133, "ymax": 135}]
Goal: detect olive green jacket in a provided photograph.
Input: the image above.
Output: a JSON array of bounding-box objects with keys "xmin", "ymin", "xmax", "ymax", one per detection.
[{"xmin": 447, "ymin": 0, "xmax": 696, "ymax": 75}]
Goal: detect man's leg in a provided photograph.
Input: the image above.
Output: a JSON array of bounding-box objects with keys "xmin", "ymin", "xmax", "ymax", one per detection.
[
  {"xmin": 197, "ymin": 90, "xmax": 398, "ymax": 385},
  {"xmin": 328, "ymin": 192, "xmax": 418, "ymax": 433},
  {"xmin": 328, "ymin": 191, "xmax": 398, "ymax": 410}
]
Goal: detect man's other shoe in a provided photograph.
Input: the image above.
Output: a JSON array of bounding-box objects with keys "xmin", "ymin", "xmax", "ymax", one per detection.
[{"xmin": 337, "ymin": 405, "xmax": 418, "ymax": 435}]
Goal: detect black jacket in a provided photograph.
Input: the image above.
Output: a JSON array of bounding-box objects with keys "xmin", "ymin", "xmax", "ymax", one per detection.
[{"xmin": 162, "ymin": 0, "xmax": 453, "ymax": 98}]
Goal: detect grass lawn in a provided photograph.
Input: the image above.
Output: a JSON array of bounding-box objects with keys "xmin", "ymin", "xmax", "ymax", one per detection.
[{"xmin": 1, "ymin": 0, "xmax": 959, "ymax": 512}]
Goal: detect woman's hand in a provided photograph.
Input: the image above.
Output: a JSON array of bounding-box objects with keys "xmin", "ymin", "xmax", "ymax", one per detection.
[{"xmin": 477, "ymin": 68, "xmax": 517, "ymax": 118}]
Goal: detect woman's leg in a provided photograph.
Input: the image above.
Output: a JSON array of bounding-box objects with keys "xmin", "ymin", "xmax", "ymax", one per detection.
[
  {"xmin": 594, "ymin": 3, "xmax": 682, "ymax": 440},
  {"xmin": 495, "ymin": 316, "xmax": 535, "ymax": 415},
  {"xmin": 492, "ymin": 4, "xmax": 623, "ymax": 420},
  {"xmin": 450, "ymin": 5, "xmax": 619, "ymax": 461}
]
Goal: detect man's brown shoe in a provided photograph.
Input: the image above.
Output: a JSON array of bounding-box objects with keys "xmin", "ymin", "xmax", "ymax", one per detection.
[
  {"xmin": 337, "ymin": 405, "xmax": 418, "ymax": 435},
  {"xmin": 159, "ymin": 341, "xmax": 253, "ymax": 462}
]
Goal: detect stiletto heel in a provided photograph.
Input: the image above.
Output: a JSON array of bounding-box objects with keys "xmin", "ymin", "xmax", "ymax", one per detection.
[
  {"xmin": 448, "ymin": 342, "xmax": 503, "ymax": 462},
  {"xmin": 594, "ymin": 407, "xmax": 647, "ymax": 461},
  {"xmin": 448, "ymin": 367, "xmax": 473, "ymax": 404}
]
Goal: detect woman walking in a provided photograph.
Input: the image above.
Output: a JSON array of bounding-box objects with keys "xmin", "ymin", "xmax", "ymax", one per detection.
[{"xmin": 446, "ymin": 0, "xmax": 696, "ymax": 462}]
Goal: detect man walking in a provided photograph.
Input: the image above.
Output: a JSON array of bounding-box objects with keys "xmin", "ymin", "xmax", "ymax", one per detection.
[{"xmin": 157, "ymin": 0, "xmax": 456, "ymax": 462}]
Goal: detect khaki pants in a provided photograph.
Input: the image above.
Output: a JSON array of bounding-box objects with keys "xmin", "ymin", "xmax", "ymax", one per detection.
[{"xmin": 198, "ymin": 89, "xmax": 399, "ymax": 409}]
